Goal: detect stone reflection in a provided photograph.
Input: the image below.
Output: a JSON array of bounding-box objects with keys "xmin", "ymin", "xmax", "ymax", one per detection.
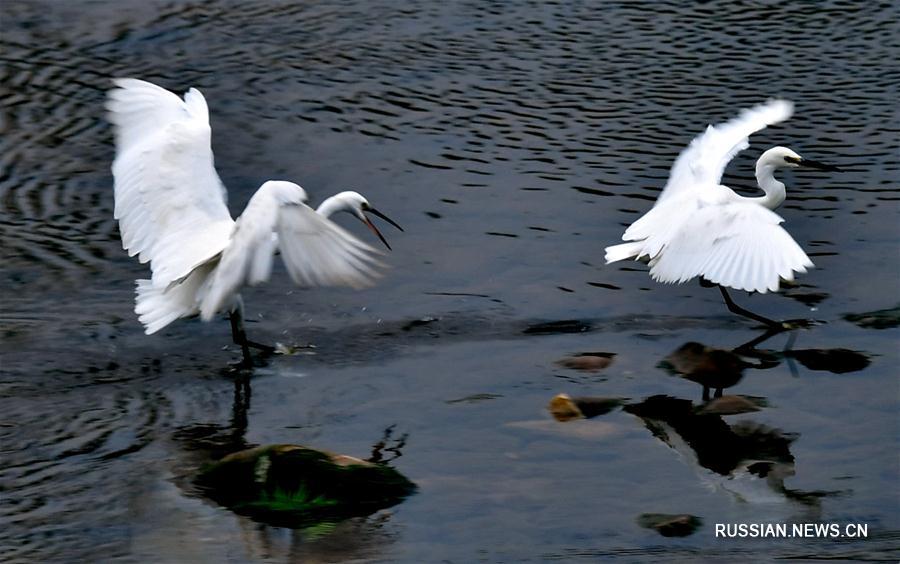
[{"xmin": 169, "ymin": 374, "xmax": 412, "ymax": 559}]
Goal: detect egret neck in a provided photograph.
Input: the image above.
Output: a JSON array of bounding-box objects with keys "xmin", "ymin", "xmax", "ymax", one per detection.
[
  {"xmin": 753, "ymin": 151, "xmax": 788, "ymax": 210},
  {"xmin": 316, "ymin": 193, "xmax": 353, "ymax": 218}
]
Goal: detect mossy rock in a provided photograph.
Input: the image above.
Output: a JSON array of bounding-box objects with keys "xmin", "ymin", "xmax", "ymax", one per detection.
[{"xmin": 196, "ymin": 444, "xmax": 416, "ymax": 527}]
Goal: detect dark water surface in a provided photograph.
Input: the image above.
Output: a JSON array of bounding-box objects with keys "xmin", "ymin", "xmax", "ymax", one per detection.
[{"xmin": 2, "ymin": 1, "xmax": 899, "ymax": 561}]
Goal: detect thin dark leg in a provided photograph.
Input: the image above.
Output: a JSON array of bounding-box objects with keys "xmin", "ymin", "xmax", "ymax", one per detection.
[
  {"xmin": 229, "ymin": 297, "xmax": 275, "ymax": 367},
  {"xmin": 229, "ymin": 308, "xmax": 253, "ymax": 366},
  {"xmin": 718, "ymin": 286, "xmax": 781, "ymax": 328}
]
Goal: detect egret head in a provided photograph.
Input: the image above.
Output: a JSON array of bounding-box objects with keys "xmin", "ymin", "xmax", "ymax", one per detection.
[
  {"xmin": 761, "ymin": 146, "xmax": 842, "ymax": 172},
  {"xmin": 319, "ymin": 191, "xmax": 403, "ymax": 250}
]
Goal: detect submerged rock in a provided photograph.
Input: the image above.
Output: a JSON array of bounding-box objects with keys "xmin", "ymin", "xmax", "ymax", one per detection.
[
  {"xmin": 843, "ymin": 305, "xmax": 900, "ymax": 330},
  {"xmin": 523, "ymin": 319, "xmax": 592, "ymax": 335},
  {"xmin": 548, "ymin": 394, "xmax": 624, "ymax": 421},
  {"xmin": 196, "ymin": 444, "xmax": 416, "ymax": 528},
  {"xmin": 637, "ymin": 513, "xmax": 702, "ymax": 537},
  {"xmin": 555, "ymin": 352, "xmax": 615, "ymax": 372},
  {"xmin": 697, "ymin": 395, "xmax": 768, "ymax": 416}
]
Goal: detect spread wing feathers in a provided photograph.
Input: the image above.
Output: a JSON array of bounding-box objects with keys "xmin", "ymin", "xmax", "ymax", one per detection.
[
  {"xmin": 620, "ymin": 196, "xmax": 688, "ymax": 251},
  {"xmin": 647, "ymin": 202, "xmax": 813, "ymax": 293},
  {"xmin": 199, "ymin": 185, "xmax": 383, "ymax": 320},
  {"xmin": 277, "ymin": 205, "xmax": 384, "ymax": 288},
  {"xmin": 107, "ymin": 78, "xmax": 234, "ymax": 288},
  {"xmin": 656, "ymin": 100, "xmax": 794, "ymax": 204}
]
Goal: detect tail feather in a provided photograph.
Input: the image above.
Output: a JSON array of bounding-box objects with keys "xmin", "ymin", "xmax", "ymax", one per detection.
[
  {"xmin": 604, "ymin": 241, "xmax": 645, "ymax": 264},
  {"xmin": 135, "ymin": 280, "xmax": 192, "ymax": 334},
  {"xmin": 134, "ymin": 263, "xmax": 213, "ymax": 333}
]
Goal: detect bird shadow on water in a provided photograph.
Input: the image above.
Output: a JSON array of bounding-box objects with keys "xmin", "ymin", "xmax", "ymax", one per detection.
[{"xmin": 550, "ymin": 325, "xmax": 872, "ymax": 534}]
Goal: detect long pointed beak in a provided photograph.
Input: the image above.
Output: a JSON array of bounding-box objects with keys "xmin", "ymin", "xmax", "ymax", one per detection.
[
  {"xmin": 799, "ymin": 158, "xmax": 842, "ymax": 172},
  {"xmin": 362, "ymin": 216, "xmax": 392, "ymax": 250},
  {"xmin": 359, "ymin": 206, "xmax": 402, "ymax": 251},
  {"xmin": 366, "ymin": 207, "xmax": 404, "ymax": 232}
]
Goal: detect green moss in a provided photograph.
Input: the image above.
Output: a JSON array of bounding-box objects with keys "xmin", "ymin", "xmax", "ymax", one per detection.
[
  {"xmin": 195, "ymin": 443, "xmax": 416, "ymax": 528},
  {"xmin": 236, "ymin": 485, "xmax": 340, "ymax": 512}
]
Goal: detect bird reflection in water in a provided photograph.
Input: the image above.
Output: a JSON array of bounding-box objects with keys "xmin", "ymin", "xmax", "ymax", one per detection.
[
  {"xmin": 551, "ymin": 326, "xmax": 871, "ymax": 512},
  {"xmin": 626, "ymin": 395, "xmax": 835, "ymax": 507}
]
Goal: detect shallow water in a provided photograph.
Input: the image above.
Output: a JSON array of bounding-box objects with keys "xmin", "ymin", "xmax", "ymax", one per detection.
[{"xmin": 2, "ymin": 0, "xmax": 899, "ymax": 561}]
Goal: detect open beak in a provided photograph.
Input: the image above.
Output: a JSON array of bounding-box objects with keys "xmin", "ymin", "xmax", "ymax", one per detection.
[
  {"xmin": 361, "ymin": 207, "xmax": 403, "ymax": 251},
  {"xmin": 799, "ymin": 158, "xmax": 842, "ymax": 172}
]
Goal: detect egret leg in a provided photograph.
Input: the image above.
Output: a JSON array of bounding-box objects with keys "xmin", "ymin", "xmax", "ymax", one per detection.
[
  {"xmin": 718, "ymin": 286, "xmax": 781, "ymax": 328},
  {"xmin": 229, "ymin": 303, "xmax": 253, "ymax": 366},
  {"xmin": 229, "ymin": 297, "xmax": 275, "ymax": 366}
]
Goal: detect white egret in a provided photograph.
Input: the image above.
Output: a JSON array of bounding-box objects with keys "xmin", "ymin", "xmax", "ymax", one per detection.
[
  {"xmin": 605, "ymin": 100, "xmax": 841, "ymax": 327},
  {"xmin": 107, "ymin": 79, "xmax": 403, "ymax": 364}
]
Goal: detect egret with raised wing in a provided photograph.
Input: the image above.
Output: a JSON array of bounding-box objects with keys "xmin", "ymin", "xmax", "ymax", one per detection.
[
  {"xmin": 605, "ymin": 100, "xmax": 841, "ymax": 327},
  {"xmin": 107, "ymin": 79, "xmax": 403, "ymax": 364}
]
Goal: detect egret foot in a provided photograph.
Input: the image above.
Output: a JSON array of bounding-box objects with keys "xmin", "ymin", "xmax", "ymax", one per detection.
[
  {"xmin": 718, "ymin": 286, "xmax": 782, "ymax": 328},
  {"xmin": 246, "ymin": 340, "xmax": 276, "ymax": 354}
]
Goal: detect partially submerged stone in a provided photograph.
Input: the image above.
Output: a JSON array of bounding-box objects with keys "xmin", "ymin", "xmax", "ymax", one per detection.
[
  {"xmin": 843, "ymin": 305, "xmax": 900, "ymax": 330},
  {"xmin": 636, "ymin": 513, "xmax": 702, "ymax": 537},
  {"xmin": 196, "ymin": 444, "xmax": 415, "ymax": 527},
  {"xmin": 555, "ymin": 352, "xmax": 615, "ymax": 372},
  {"xmin": 523, "ymin": 319, "xmax": 592, "ymax": 335},
  {"xmin": 697, "ymin": 395, "xmax": 768, "ymax": 416},
  {"xmin": 548, "ymin": 393, "xmax": 624, "ymax": 421}
]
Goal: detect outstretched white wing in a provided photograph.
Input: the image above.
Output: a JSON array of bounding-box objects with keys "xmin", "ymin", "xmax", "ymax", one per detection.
[
  {"xmin": 107, "ymin": 78, "xmax": 234, "ymax": 288},
  {"xmin": 647, "ymin": 201, "xmax": 813, "ymax": 293},
  {"xmin": 656, "ymin": 100, "xmax": 793, "ymax": 204},
  {"xmin": 199, "ymin": 181, "xmax": 383, "ymax": 320}
]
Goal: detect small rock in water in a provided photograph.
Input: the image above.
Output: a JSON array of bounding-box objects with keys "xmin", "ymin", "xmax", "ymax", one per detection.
[
  {"xmin": 548, "ymin": 394, "xmax": 624, "ymax": 421},
  {"xmin": 697, "ymin": 395, "xmax": 767, "ymax": 415},
  {"xmin": 843, "ymin": 305, "xmax": 900, "ymax": 330},
  {"xmin": 556, "ymin": 352, "xmax": 615, "ymax": 372},
  {"xmin": 523, "ymin": 319, "xmax": 592, "ymax": 335},
  {"xmin": 636, "ymin": 513, "xmax": 702, "ymax": 537},
  {"xmin": 196, "ymin": 444, "xmax": 415, "ymax": 528}
]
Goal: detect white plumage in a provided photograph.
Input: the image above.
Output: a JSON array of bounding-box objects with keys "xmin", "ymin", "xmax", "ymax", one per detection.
[
  {"xmin": 605, "ymin": 100, "xmax": 837, "ymax": 295},
  {"xmin": 108, "ymin": 79, "xmax": 399, "ymax": 355}
]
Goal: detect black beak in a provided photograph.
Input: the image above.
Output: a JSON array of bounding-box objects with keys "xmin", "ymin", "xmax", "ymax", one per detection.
[
  {"xmin": 361, "ymin": 207, "xmax": 403, "ymax": 251},
  {"xmin": 366, "ymin": 207, "xmax": 404, "ymax": 232},
  {"xmin": 799, "ymin": 158, "xmax": 842, "ymax": 172}
]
